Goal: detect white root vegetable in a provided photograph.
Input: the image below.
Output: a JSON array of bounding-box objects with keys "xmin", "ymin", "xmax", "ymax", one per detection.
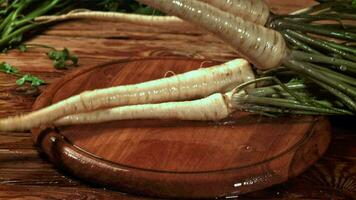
[
  {"xmin": 198, "ymin": 0, "xmax": 270, "ymax": 25},
  {"xmin": 138, "ymin": 0, "xmax": 287, "ymax": 70},
  {"xmin": 55, "ymin": 92, "xmax": 235, "ymax": 126},
  {"xmin": 0, "ymin": 59, "xmax": 254, "ymax": 132},
  {"xmin": 35, "ymin": 0, "xmax": 271, "ymax": 29},
  {"xmin": 35, "ymin": 10, "xmax": 194, "ymax": 30}
]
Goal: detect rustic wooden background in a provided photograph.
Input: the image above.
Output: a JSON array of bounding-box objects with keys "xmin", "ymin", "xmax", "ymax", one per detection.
[{"xmin": 0, "ymin": 0, "xmax": 355, "ymax": 199}]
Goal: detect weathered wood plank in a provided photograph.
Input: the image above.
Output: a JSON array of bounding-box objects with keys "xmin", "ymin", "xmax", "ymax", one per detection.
[{"xmin": 0, "ymin": 185, "xmax": 151, "ymax": 200}]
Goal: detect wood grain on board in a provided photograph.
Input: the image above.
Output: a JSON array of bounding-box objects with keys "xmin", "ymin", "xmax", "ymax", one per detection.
[{"xmin": 0, "ymin": 0, "xmax": 355, "ymax": 199}]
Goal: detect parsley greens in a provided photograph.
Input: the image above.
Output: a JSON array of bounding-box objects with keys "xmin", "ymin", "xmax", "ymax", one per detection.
[
  {"xmin": 0, "ymin": 62, "xmax": 18, "ymax": 74},
  {"xmin": 21, "ymin": 44, "xmax": 79, "ymax": 69},
  {"xmin": 0, "ymin": 62, "xmax": 45, "ymax": 87},
  {"xmin": 47, "ymin": 48, "xmax": 78, "ymax": 69},
  {"xmin": 16, "ymin": 74, "xmax": 45, "ymax": 87}
]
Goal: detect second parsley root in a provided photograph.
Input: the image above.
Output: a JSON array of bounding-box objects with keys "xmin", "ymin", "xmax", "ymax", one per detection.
[
  {"xmin": 54, "ymin": 92, "xmax": 234, "ymax": 126},
  {"xmin": 35, "ymin": 11, "xmax": 194, "ymax": 30},
  {"xmin": 0, "ymin": 59, "xmax": 254, "ymax": 132}
]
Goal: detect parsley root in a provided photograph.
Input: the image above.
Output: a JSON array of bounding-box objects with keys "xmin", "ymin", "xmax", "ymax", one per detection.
[
  {"xmin": 137, "ymin": 0, "xmax": 356, "ymax": 112},
  {"xmin": 35, "ymin": 10, "xmax": 194, "ymax": 30},
  {"xmin": 198, "ymin": 0, "xmax": 270, "ymax": 25},
  {"xmin": 54, "ymin": 92, "xmax": 234, "ymax": 126},
  {"xmin": 138, "ymin": 0, "xmax": 287, "ymax": 70},
  {"xmin": 0, "ymin": 59, "xmax": 253, "ymax": 131}
]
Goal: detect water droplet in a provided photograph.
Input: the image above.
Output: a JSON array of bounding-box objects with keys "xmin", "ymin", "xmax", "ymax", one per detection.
[
  {"xmin": 240, "ymin": 144, "xmax": 252, "ymax": 152},
  {"xmin": 225, "ymin": 195, "xmax": 239, "ymax": 199},
  {"xmin": 234, "ymin": 182, "xmax": 242, "ymax": 187},
  {"xmin": 339, "ymin": 65, "xmax": 347, "ymax": 71}
]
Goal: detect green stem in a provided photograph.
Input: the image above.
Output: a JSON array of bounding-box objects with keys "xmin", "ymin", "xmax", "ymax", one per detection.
[
  {"xmin": 311, "ymin": 24, "xmax": 356, "ymax": 34},
  {"xmin": 307, "ymin": 77, "xmax": 356, "ymax": 112},
  {"xmin": 13, "ymin": 0, "xmax": 61, "ymax": 28},
  {"xmin": 282, "ymin": 31, "xmax": 321, "ymax": 54},
  {"xmin": 237, "ymin": 104, "xmax": 351, "ymax": 116},
  {"xmin": 270, "ymin": 91, "xmax": 313, "ymax": 99},
  {"xmin": 327, "ymin": 41, "xmax": 356, "ymax": 55},
  {"xmin": 288, "ymin": 13, "xmax": 356, "ymax": 21},
  {"xmin": 231, "ymin": 77, "xmax": 308, "ymax": 104},
  {"xmin": 0, "ymin": 23, "xmax": 39, "ymax": 49},
  {"xmin": 234, "ymin": 96, "xmax": 351, "ymax": 115},
  {"xmin": 0, "ymin": 11, "xmax": 14, "ymax": 32},
  {"xmin": 247, "ymin": 83, "xmax": 307, "ymax": 97},
  {"xmin": 2, "ymin": 0, "xmax": 32, "ymax": 37},
  {"xmin": 290, "ymin": 50, "xmax": 356, "ymax": 73},
  {"xmin": 309, "ymin": 63, "xmax": 356, "ymax": 86},
  {"xmin": 285, "ymin": 30, "xmax": 356, "ymax": 62},
  {"xmin": 273, "ymin": 20, "xmax": 356, "ymax": 42},
  {"xmin": 258, "ymin": 67, "xmax": 290, "ymax": 76},
  {"xmin": 284, "ymin": 59, "xmax": 356, "ymax": 108}
]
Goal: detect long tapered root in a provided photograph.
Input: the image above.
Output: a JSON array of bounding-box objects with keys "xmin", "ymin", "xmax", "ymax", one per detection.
[
  {"xmin": 0, "ymin": 59, "xmax": 253, "ymax": 132},
  {"xmin": 54, "ymin": 93, "xmax": 233, "ymax": 126},
  {"xmin": 35, "ymin": 10, "xmax": 194, "ymax": 30},
  {"xmin": 198, "ymin": 0, "xmax": 270, "ymax": 25},
  {"xmin": 138, "ymin": 0, "xmax": 287, "ymax": 70}
]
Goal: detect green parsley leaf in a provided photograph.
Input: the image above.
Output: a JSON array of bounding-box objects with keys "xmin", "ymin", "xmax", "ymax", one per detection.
[
  {"xmin": 0, "ymin": 62, "xmax": 19, "ymax": 74},
  {"xmin": 17, "ymin": 44, "xmax": 28, "ymax": 52},
  {"xmin": 16, "ymin": 74, "xmax": 45, "ymax": 87},
  {"xmin": 1, "ymin": 62, "xmax": 45, "ymax": 87},
  {"xmin": 47, "ymin": 48, "xmax": 78, "ymax": 69}
]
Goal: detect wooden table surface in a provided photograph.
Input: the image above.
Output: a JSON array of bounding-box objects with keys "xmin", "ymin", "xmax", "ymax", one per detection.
[{"xmin": 0, "ymin": 1, "xmax": 355, "ymax": 199}]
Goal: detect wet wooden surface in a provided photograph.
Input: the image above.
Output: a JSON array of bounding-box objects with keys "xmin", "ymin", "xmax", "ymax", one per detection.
[{"xmin": 0, "ymin": 0, "xmax": 355, "ymax": 199}]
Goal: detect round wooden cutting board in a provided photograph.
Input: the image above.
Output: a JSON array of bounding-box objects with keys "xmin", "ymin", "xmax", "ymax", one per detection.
[{"xmin": 32, "ymin": 58, "xmax": 331, "ymax": 199}]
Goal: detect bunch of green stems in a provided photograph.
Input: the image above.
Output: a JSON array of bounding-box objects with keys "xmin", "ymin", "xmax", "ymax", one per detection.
[
  {"xmin": 212, "ymin": 0, "xmax": 356, "ymax": 116},
  {"xmin": 251, "ymin": 0, "xmax": 356, "ymax": 115},
  {"xmin": 0, "ymin": 0, "xmax": 73, "ymax": 50},
  {"xmin": 232, "ymin": 77, "xmax": 353, "ymax": 117}
]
